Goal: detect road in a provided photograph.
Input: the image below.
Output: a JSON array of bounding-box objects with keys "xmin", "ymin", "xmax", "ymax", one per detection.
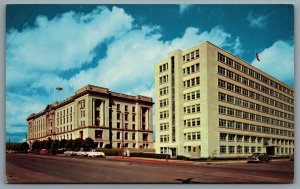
[{"xmin": 6, "ymin": 154, "xmax": 294, "ymax": 184}]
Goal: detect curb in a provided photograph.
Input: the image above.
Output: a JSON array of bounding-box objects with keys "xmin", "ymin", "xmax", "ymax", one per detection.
[{"xmin": 114, "ymin": 157, "xmax": 192, "ymax": 165}]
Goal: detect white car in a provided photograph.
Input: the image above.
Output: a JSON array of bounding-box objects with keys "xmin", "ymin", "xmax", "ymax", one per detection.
[{"xmin": 87, "ymin": 149, "xmax": 105, "ymax": 158}]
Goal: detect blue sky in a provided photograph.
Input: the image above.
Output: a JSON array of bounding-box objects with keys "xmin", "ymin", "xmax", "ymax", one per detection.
[{"xmin": 6, "ymin": 4, "xmax": 294, "ymax": 142}]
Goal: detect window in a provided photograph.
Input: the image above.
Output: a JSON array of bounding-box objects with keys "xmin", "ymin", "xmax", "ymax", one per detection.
[
  {"xmin": 116, "ymin": 132, "xmax": 120, "ymax": 139},
  {"xmin": 220, "ymin": 133, "xmax": 227, "ymax": 141},
  {"xmin": 219, "ymin": 119, "xmax": 227, "ymax": 127},
  {"xmin": 95, "ymin": 130, "xmax": 103, "ymax": 139},
  {"xmin": 218, "ymin": 146, "xmax": 227, "ymax": 155},
  {"xmin": 132, "ymin": 133, "xmax": 135, "ymax": 140},
  {"xmin": 229, "ymin": 146, "xmax": 235, "ymax": 154}
]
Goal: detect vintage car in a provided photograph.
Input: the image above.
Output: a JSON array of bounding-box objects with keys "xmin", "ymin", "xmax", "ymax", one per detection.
[
  {"xmin": 39, "ymin": 149, "xmax": 49, "ymax": 155},
  {"xmin": 87, "ymin": 149, "xmax": 105, "ymax": 158},
  {"xmin": 247, "ymin": 153, "xmax": 270, "ymax": 163}
]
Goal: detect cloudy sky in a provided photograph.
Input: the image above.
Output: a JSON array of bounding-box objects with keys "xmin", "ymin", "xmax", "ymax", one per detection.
[{"xmin": 6, "ymin": 4, "xmax": 294, "ymax": 142}]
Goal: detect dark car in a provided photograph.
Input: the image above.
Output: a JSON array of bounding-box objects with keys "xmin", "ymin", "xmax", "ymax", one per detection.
[{"xmin": 247, "ymin": 153, "xmax": 270, "ymax": 163}]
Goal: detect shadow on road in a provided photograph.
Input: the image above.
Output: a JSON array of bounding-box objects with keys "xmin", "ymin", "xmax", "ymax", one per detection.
[{"xmin": 174, "ymin": 177, "xmax": 202, "ymax": 183}]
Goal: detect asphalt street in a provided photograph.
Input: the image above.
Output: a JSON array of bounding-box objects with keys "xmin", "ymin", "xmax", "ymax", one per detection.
[{"xmin": 6, "ymin": 154, "xmax": 294, "ymax": 184}]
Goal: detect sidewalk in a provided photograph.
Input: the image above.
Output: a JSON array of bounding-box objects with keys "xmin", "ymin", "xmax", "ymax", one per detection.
[
  {"xmin": 108, "ymin": 156, "xmax": 291, "ymax": 165},
  {"xmin": 109, "ymin": 156, "xmax": 193, "ymax": 165}
]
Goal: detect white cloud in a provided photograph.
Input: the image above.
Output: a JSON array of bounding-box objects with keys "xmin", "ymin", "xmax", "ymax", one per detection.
[
  {"xmin": 6, "ymin": 6, "xmax": 244, "ymax": 134},
  {"xmin": 251, "ymin": 40, "xmax": 294, "ymax": 86},
  {"xmin": 6, "ymin": 92, "xmax": 46, "ymax": 133},
  {"xmin": 6, "ymin": 6, "xmax": 133, "ymax": 87},
  {"xmin": 247, "ymin": 12, "xmax": 271, "ymax": 28},
  {"xmin": 179, "ymin": 4, "xmax": 193, "ymax": 15}
]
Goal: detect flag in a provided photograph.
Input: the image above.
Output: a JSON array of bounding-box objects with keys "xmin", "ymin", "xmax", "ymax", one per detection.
[
  {"xmin": 56, "ymin": 87, "xmax": 63, "ymax": 91},
  {"xmin": 256, "ymin": 53, "xmax": 260, "ymax": 61}
]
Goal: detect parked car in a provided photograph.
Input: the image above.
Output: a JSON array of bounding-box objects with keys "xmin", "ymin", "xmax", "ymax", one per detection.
[
  {"xmin": 87, "ymin": 149, "xmax": 105, "ymax": 158},
  {"xmin": 64, "ymin": 151, "xmax": 77, "ymax": 156},
  {"xmin": 76, "ymin": 149, "xmax": 88, "ymax": 157},
  {"xmin": 290, "ymin": 154, "xmax": 294, "ymax": 161},
  {"xmin": 39, "ymin": 149, "xmax": 49, "ymax": 155},
  {"xmin": 247, "ymin": 153, "xmax": 270, "ymax": 163}
]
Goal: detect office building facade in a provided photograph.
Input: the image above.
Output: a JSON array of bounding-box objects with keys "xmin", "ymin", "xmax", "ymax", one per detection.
[
  {"xmin": 27, "ymin": 85, "xmax": 154, "ymax": 149},
  {"xmin": 155, "ymin": 41, "xmax": 294, "ymax": 158}
]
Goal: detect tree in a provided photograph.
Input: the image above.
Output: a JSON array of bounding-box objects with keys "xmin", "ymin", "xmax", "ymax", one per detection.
[
  {"xmin": 44, "ymin": 138, "xmax": 53, "ymax": 150},
  {"xmin": 72, "ymin": 138, "xmax": 83, "ymax": 151},
  {"xmin": 40, "ymin": 140, "xmax": 46, "ymax": 149},
  {"xmin": 58, "ymin": 139, "xmax": 67, "ymax": 149},
  {"xmin": 51, "ymin": 140, "xmax": 59, "ymax": 150},
  {"xmin": 20, "ymin": 142, "xmax": 29, "ymax": 153},
  {"xmin": 65, "ymin": 139, "xmax": 73, "ymax": 150},
  {"xmin": 81, "ymin": 137, "xmax": 95, "ymax": 150},
  {"xmin": 50, "ymin": 140, "xmax": 59, "ymax": 155},
  {"xmin": 32, "ymin": 140, "xmax": 41, "ymax": 150}
]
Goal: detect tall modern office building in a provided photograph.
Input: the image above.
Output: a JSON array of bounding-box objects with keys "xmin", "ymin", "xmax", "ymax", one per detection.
[
  {"xmin": 27, "ymin": 85, "xmax": 154, "ymax": 149},
  {"xmin": 154, "ymin": 41, "xmax": 294, "ymax": 158}
]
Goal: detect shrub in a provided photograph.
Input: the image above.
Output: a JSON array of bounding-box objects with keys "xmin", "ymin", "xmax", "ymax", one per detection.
[
  {"xmin": 130, "ymin": 153, "xmax": 170, "ymax": 159},
  {"xmin": 104, "ymin": 144, "xmax": 112, "ymax": 149},
  {"xmin": 72, "ymin": 138, "xmax": 83, "ymax": 151},
  {"xmin": 81, "ymin": 137, "xmax": 95, "ymax": 150},
  {"xmin": 97, "ymin": 148, "xmax": 123, "ymax": 156},
  {"xmin": 65, "ymin": 139, "xmax": 73, "ymax": 150}
]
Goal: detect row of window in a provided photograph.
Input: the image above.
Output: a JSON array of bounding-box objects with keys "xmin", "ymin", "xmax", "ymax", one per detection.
[
  {"xmin": 33, "ymin": 118, "xmax": 45, "ymax": 127},
  {"xmin": 217, "ymin": 52, "xmax": 294, "ymax": 97},
  {"xmin": 160, "ymin": 122, "xmax": 169, "ymax": 131},
  {"xmin": 183, "ymin": 90, "xmax": 200, "ymax": 102},
  {"xmin": 183, "ymin": 77, "xmax": 200, "ymax": 88},
  {"xmin": 218, "ymin": 65, "xmax": 293, "ymax": 105},
  {"xmin": 218, "ymin": 92, "xmax": 293, "ymax": 121},
  {"xmin": 183, "ymin": 104, "xmax": 200, "ymax": 115},
  {"xmin": 183, "ymin": 49, "xmax": 200, "ymax": 62},
  {"xmin": 116, "ymin": 104, "xmax": 136, "ymax": 112},
  {"xmin": 159, "ymin": 62, "xmax": 168, "ymax": 73},
  {"xmin": 115, "ymin": 122, "xmax": 136, "ymax": 130},
  {"xmin": 160, "ymin": 111, "xmax": 169, "ymax": 119},
  {"xmin": 116, "ymin": 113, "xmax": 136, "ymax": 122},
  {"xmin": 56, "ymin": 107, "xmax": 73, "ymax": 118},
  {"xmin": 159, "ymin": 99, "xmax": 169, "ymax": 108},
  {"xmin": 219, "ymin": 133, "xmax": 294, "ymax": 145},
  {"xmin": 219, "ymin": 105, "xmax": 294, "ymax": 130},
  {"xmin": 218, "ymin": 118, "xmax": 294, "ymax": 137},
  {"xmin": 183, "ymin": 117, "xmax": 201, "ymax": 127},
  {"xmin": 183, "ymin": 63, "xmax": 200, "ymax": 75},
  {"xmin": 220, "ymin": 145, "xmax": 262, "ymax": 154},
  {"xmin": 56, "ymin": 124, "xmax": 73, "ymax": 133},
  {"xmin": 184, "ymin": 131, "xmax": 201, "ymax": 141},
  {"xmin": 159, "ymin": 87, "xmax": 168, "ymax": 96},
  {"xmin": 159, "ymin": 75, "xmax": 168, "ymax": 84},
  {"xmin": 218, "ymin": 79, "xmax": 293, "ymax": 113}
]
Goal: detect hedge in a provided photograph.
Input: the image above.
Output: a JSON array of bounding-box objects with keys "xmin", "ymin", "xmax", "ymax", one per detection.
[{"xmin": 129, "ymin": 153, "xmax": 170, "ymax": 159}]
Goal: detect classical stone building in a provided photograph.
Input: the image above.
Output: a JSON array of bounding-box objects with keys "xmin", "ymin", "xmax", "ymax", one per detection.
[
  {"xmin": 27, "ymin": 85, "xmax": 154, "ymax": 149},
  {"xmin": 154, "ymin": 41, "xmax": 294, "ymax": 158}
]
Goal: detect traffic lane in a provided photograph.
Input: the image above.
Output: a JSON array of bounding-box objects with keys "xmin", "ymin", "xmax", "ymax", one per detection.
[
  {"xmin": 6, "ymin": 154, "xmax": 182, "ymax": 183},
  {"xmin": 6, "ymin": 154, "xmax": 294, "ymax": 183}
]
